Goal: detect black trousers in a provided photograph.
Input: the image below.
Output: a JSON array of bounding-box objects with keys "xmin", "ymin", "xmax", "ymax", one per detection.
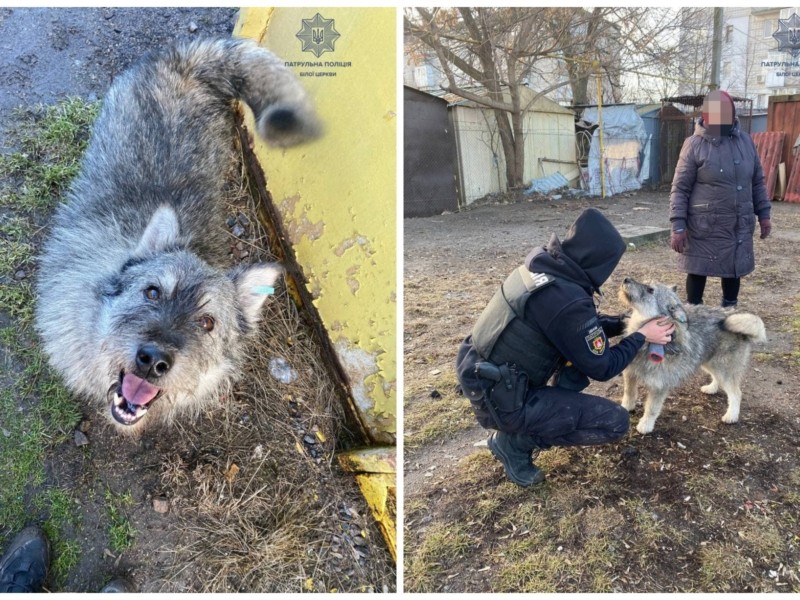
[
  {"xmin": 497, "ymin": 385, "xmax": 629, "ymax": 449},
  {"xmin": 686, "ymin": 273, "xmax": 740, "ymax": 305},
  {"xmin": 457, "ymin": 341, "xmax": 629, "ymax": 449},
  {"xmin": 465, "ymin": 374, "xmax": 629, "ymax": 450}
]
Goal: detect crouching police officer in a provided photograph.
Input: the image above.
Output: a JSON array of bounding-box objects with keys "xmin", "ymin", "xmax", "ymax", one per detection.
[{"xmin": 456, "ymin": 208, "xmax": 674, "ymax": 487}]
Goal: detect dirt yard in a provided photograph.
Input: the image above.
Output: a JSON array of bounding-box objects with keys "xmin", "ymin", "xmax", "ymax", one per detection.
[
  {"xmin": 404, "ymin": 189, "xmax": 800, "ymax": 592},
  {"xmin": 0, "ymin": 8, "xmax": 394, "ymax": 592}
]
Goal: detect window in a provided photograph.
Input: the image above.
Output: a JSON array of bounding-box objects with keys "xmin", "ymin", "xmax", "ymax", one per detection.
[
  {"xmin": 723, "ymin": 61, "xmax": 731, "ymax": 78},
  {"xmin": 763, "ymin": 19, "xmax": 773, "ymax": 38},
  {"xmin": 725, "ymin": 24, "xmax": 734, "ymax": 43}
]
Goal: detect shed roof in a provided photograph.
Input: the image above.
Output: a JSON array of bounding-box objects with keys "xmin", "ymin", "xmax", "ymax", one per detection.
[
  {"xmin": 404, "ymin": 85, "xmax": 449, "ymax": 104},
  {"xmin": 449, "ymin": 86, "xmax": 575, "ymax": 116}
]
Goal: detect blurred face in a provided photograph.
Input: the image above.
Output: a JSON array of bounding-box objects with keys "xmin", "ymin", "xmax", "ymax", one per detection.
[{"xmin": 703, "ymin": 91, "xmax": 734, "ymax": 126}]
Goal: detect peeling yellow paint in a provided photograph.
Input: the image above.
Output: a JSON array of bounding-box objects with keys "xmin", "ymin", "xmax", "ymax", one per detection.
[
  {"xmin": 338, "ymin": 447, "xmax": 396, "ymax": 563},
  {"xmin": 235, "ymin": 7, "xmax": 396, "ymax": 561},
  {"xmin": 235, "ymin": 8, "xmax": 396, "ymax": 445}
]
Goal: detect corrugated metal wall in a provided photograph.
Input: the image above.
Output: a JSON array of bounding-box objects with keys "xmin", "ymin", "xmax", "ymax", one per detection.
[
  {"xmin": 451, "ymin": 103, "xmax": 578, "ymax": 205},
  {"xmin": 768, "ymin": 95, "xmax": 800, "ymax": 178}
]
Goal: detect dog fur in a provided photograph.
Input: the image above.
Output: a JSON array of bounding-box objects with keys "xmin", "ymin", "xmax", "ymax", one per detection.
[
  {"xmin": 618, "ymin": 278, "xmax": 766, "ymax": 434},
  {"xmin": 35, "ymin": 39, "xmax": 320, "ymax": 433}
]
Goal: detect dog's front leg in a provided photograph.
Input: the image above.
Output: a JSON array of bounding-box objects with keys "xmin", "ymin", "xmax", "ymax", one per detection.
[
  {"xmin": 621, "ymin": 369, "xmax": 638, "ymax": 411},
  {"xmin": 637, "ymin": 387, "xmax": 669, "ymax": 434}
]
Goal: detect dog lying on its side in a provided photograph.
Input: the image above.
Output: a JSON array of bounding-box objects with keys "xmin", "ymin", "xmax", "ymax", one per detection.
[
  {"xmin": 35, "ymin": 39, "xmax": 320, "ymax": 433},
  {"xmin": 618, "ymin": 277, "xmax": 766, "ymax": 434}
]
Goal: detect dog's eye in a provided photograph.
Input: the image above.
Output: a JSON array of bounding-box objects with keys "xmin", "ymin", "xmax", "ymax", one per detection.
[
  {"xmin": 646, "ymin": 287, "xmax": 654, "ymax": 294},
  {"xmin": 198, "ymin": 315, "xmax": 215, "ymax": 332},
  {"xmin": 144, "ymin": 286, "xmax": 160, "ymax": 301}
]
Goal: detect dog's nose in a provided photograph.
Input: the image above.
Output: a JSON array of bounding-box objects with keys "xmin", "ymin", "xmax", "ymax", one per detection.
[
  {"xmin": 136, "ymin": 344, "xmax": 173, "ymax": 378},
  {"xmin": 623, "ymin": 277, "xmax": 631, "ymax": 284}
]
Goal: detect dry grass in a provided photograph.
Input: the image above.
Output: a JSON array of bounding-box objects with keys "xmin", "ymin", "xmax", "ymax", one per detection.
[{"xmin": 129, "ymin": 137, "xmax": 394, "ymax": 592}]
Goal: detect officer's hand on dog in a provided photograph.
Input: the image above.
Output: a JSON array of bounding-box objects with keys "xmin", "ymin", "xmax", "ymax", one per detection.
[{"xmin": 637, "ymin": 318, "xmax": 675, "ymax": 345}]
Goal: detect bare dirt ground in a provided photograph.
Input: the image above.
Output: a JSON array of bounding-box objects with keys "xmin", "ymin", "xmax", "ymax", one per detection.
[
  {"xmin": 0, "ymin": 8, "xmax": 394, "ymax": 592},
  {"xmin": 404, "ymin": 188, "xmax": 800, "ymax": 592}
]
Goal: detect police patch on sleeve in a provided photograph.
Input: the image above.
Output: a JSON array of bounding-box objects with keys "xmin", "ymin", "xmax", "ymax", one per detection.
[{"xmin": 585, "ymin": 327, "xmax": 606, "ymax": 355}]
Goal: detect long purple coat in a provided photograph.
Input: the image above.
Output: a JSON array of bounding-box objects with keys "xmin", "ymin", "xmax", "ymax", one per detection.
[{"xmin": 669, "ymin": 119, "xmax": 771, "ymax": 278}]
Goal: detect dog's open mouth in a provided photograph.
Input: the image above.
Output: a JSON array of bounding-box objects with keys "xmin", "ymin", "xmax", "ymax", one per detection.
[{"xmin": 109, "ymin": 371, "xmax": 162, "ymax": 426}]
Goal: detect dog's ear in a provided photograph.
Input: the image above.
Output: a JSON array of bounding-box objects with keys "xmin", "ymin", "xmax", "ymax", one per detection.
[
  {"xmin": 228, "ymin": 263, "xmax": 284, "ymax": 329},
  {"xmin": 668, "ymin": 303, "xmax": 688, "ymax": 324},
  {"xmin": 135, "ymin": 205, "xmax": 181, "ymax": 255}
]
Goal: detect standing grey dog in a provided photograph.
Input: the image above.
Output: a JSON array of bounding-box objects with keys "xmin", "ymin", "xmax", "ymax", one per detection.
[
  {"xmin": 35, "ymin": 39, "xmax": 320, "ymax": 432},
  {"xmin": 619, "ymin": 278, "xmax": 766, "ymax": 434}
]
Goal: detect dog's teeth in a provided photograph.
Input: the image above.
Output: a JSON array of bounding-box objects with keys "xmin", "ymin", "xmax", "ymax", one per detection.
[{"xmin": 114, "ymin": 394, "xmax": 124, "ymax": 407}]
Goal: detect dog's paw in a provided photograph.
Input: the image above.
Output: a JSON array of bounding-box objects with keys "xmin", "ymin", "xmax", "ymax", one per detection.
[
  {"xmin": 721, "ymin": 411, "xmax": 739, "ymax": 424},
  {"xmin": 636, "ymin": 419, "xmax": 654, "ymax": 435},
  {"xmin": 700, "ymin": 382, "xmax": 719, "ymax": 395},
  {"xmin": 621, "ymin": 397, "xmax": 637, "ymax": 411}
]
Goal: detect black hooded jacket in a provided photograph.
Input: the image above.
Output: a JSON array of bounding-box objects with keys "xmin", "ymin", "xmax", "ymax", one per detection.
[{"xmin": 458, "ymin": 208, "xmax": 645, "ymax": 390}]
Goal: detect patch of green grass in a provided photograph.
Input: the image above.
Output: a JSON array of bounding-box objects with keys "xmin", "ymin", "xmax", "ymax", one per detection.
[
  {"xmin": 0, "ymin": 99, "xmax": 91, "ymax": 579},
  {"xmin": 495, "ymin": 549, "xmax": 570, "ymax": 592},
  {"xmin": 0, "ymin": 388, "xmax": 47, "ymax": 529},
  {"xmin": 0, "ymin": 98, "xmax": 98, "ymax": 213},
  {"xmin": 404, "ymin": 395, "xmax": 474, "ymax": 448},
  {"xmin": 105, "ymin": 489, "xmax": 136, "ymax": 553},
  {"xmin": 37, "ymin": 488, "xmax": 82, "ymax": 586},
  {"xmin": 406, "ymin": 522, "xmax": 471, "ymax": 592},
  {"xmin": 698, "ymin": 542, "xmax": 751, "ymax": 591},
  {"xmin": 738, "ymin": 518, "xmax": 785, "ymax": 561},
  {"xmin": 0, "ymin": 282, "xmax": 35, "ymax": 326}
]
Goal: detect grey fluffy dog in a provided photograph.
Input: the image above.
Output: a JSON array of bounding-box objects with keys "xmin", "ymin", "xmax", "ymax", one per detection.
[
  {"xmin": 619, "ymin": 278, "xmax": 766, "ymax": 434},
  {"xmin": 35, "ymin": 39, "xmax": 320, "ymax": 433}
]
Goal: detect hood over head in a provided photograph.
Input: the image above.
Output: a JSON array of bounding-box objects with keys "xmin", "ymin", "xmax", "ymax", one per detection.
[
  {"xmin": 526, "ymin": 208, "xmax": 626, "ymax": 293},
  {"xmin": 561, "ymin": 207, "xmax": 626, "ymax": 290}
]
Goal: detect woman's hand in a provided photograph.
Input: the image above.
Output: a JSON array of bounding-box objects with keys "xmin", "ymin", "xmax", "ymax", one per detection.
[
  {"xmin": 670, "ymin": 229, "xmax": 687, "ymax": 253},
  {"xmin": 759, "ymin": 218, "xmax": 771, "ymax": 239}
]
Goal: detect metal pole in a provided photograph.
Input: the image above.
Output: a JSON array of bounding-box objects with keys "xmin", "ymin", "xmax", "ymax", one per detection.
[
  {"xmin": 595, "ymin": 64, "xmax": 606, "ymax": 198},
  {"xmin": 709, "ymin": 7, "xmax": 723, "ymax": 90}
]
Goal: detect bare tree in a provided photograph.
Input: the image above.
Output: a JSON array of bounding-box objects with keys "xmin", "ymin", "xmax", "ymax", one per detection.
[{"xmin": 405, "ymin": 7, "xmax": 700, "ymax": 189}]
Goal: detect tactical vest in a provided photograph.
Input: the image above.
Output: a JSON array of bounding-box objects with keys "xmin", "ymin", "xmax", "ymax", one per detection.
[{"xmin": 471, "ymin": 265, "xmax": 564, "ymax": 388}]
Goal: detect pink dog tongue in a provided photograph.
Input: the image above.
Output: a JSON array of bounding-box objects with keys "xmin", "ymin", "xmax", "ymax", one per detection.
[{"xmin": 121, "ymin": 373, "xmax": 160, "ymax": 407}]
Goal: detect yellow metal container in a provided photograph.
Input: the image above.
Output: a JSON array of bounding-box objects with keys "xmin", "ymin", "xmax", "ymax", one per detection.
[{"xmin": 234, "ymin": 7, "xmax": 396, "ymax": 559}]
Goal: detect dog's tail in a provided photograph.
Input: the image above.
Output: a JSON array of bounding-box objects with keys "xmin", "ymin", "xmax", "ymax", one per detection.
[
  {"xmin": 724, "ymin": 313, "xmax": 767, "ymax": 342},
  {"xmin": 162, "ymin": 38, "xmax": 321, "ymax": 147}
]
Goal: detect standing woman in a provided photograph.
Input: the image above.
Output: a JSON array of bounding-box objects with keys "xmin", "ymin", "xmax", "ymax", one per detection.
[{"xmin": 669, "ymin": 90, "xmax": 772, "ymax": 307}]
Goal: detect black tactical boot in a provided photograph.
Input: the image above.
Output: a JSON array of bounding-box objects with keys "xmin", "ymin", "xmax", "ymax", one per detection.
[
  {"xmin": 0, "ymin": 526, "xmax": 49, "ymax": 593},
  {"xmin": 487, "ymin": 431, "xmax": 545, "ymax": 487},
  {"xmin": 721, "ymin": 299, "xmax": 738, "ymax": 308}
]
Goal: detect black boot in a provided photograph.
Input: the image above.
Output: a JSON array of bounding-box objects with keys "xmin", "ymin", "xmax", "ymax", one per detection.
[
  {"xmin": 721, "ymin": 299, "xmax": 738, "ymax": 308},
  {"xmin": 487, "ymin": 431, "xmax": 545, "ymax": 487},
  {"xmin": 0, "ymin": 526, "xmax": 49, "ymax": 593}
]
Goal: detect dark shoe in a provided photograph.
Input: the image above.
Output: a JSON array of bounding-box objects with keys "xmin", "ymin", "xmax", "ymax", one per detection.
[
  {"xmin": 487, "ymin": 431, "xmax": 545, "ymax": 487},
  {"xmin": 101, "ymin": 578, "xmax": 136, "ymax": 592},
  {"xmin": 721, "ymin": 299, "xmax": 738, "ymax": 308},
  {"xmin": 0, "ymin": 526, "xmax": 50, "ymax": 593}
]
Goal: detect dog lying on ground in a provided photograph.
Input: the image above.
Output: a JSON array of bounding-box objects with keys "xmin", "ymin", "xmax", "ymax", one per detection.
[
  {"xmin": 618, "ymin": 277, "xmax": 766, "ymax": 434},
  {"xmin": 35, "ymin": 39, "xmax": 320, "ymax": 433}
]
